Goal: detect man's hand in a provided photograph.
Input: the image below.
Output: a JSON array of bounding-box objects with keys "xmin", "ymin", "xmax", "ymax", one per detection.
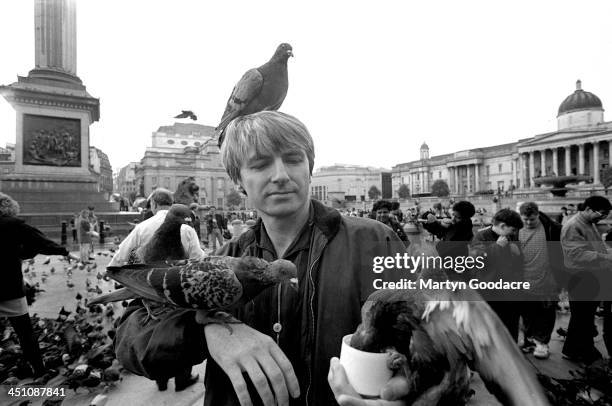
[
  {"xmin": 204, "ymin": 323, "xmax": 300, "ymax": 406},
  {"xmin": 426, "ymin": 214, "xmax": 436, "ymax": 224},
  {"xmin": 509, "ymin": 243, "xmax": 520, "ymax": 256},
  {"xmin": 328, "ymin": 358, "xmax": 407, "ymax": 405},
  {"xmin": 496, "ymin": 236, "xmax": 508, "ymax": 247},
  {"xmin": 440, "ymin": 218, "xmax": 453, "ymax": 228}
]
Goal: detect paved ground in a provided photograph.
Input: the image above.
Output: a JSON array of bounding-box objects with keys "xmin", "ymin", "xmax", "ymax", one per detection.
[{"xmin": 2, "ymin": 249, "xmax": 608, "ymax": 406}]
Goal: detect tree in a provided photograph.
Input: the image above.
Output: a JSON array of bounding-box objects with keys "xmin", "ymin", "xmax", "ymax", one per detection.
[
  {"xmin": 397, "ymin": 184, "xmax": 410, "ymax": 199},
  {"xmin": 226, "ymin": 189, "xmax": 243, "ymax": 210},
  {"xmin": 602, "ymin": 167, "xmax": 612, "ymax": 194},
  {"xmin": 368, "ymin": 185, "xmax": 381, "ymax": 201},
  {"xmin": 431, "ymin": 180, "xmax": 450, "ymax": 197}
]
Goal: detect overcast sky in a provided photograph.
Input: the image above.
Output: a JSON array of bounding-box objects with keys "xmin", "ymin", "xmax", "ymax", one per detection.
[{"xmin": 1, "ymin": 0, "xmax": 612, "ymax": 173}]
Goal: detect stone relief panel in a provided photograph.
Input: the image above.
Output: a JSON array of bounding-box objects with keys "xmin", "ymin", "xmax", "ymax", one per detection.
[{"xmin": 22, "ymin": 114, "xmax": 81, "ymax": 167}]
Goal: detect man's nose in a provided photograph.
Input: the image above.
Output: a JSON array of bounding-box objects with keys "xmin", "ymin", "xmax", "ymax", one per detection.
[{"xmin": 271, "ymin": 158, "xmax": 290, "ymax": 183}]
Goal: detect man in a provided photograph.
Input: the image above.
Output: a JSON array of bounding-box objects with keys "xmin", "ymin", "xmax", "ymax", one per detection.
[
  {"xmin": 561, "ymin": 203, "xmax": 576, "ymax": 226},
  {"xmin": 110, "ymin": 188, "xmax": 204, "ymax": 390},
  {"xmin": 470, "ymin": 208, "xmax": 524, "ymax": 341},
  {"xmin": 560, "ymin": 195, "xmax": 612, "ymax": 364},
  {"xmin": 517, "ymin": 202, "xmax": 564, "ymax": 359},
  {"xmin": 205, "ymin": 206, "xmax": 227, "ymax": 250},
  {"xmin": 175, "ymin": 112, "xmax": 407, "ymax": 405},
  {"xmin": 373, "ymin": 199, "xmax": 408, "ymax": 245},
  {"xmin": 422, "ymin": 200, "xmax": 475, "ymax": 280}
]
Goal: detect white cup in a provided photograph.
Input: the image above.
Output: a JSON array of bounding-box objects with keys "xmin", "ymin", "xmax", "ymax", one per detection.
[{"xmin": 339, "ymin": 334, "xmax": 393, "ymax": 398}]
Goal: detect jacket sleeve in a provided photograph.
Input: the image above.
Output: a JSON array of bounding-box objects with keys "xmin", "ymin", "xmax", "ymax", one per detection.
[
  {"xmin": 561, "ymin": 224, "xmax": 607, "ymax": 270},
  {"xmin": 18, "ymin": 222, "xmax": 69, "ymax": 259},
  {"xmin": 422, "ymin": 220, "xmax": 445, "ymax": 239},
  {"xmin": 109, "ymin": 227, "xmax": 140, "ymax": 267}
]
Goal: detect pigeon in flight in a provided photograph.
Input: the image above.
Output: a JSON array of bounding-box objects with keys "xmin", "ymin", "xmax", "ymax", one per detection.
[
  {"xmin": 216, "ymin": 43, "xmax": 293, "ymax": 147},
  {"xmin": 174, "ymin": 110, "xmax": 198, "ymax": 120}
]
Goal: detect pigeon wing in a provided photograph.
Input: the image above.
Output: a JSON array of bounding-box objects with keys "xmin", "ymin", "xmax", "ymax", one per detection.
[
  {"xmin": 421, "ymin": 292, "xmax": 549, "ymax": 406},
  {"xmin": 105, "ymin": 265, "xmax": 165, "ymax": 303},
  {"xmin": 216, "ymin": 68, "xmax": 264, "ymax": 132},
  {"xmin": 88, "ymin": 287, "xmax": 139, "ymax": 306}
]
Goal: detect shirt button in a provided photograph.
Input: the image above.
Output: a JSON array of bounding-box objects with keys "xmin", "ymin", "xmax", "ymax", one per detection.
[{"xmin": 273, "ymin": 322, "xmax": 282, "ymax": 333}]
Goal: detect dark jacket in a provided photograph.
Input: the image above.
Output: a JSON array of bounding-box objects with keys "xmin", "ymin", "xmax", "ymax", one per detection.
[
  {"xmin": 115, "ymin": 200, "xmax": 405, "ymax": 406},
  {"xmin": 537, "ymin": 212, "xmax": 567, "ymax": 290},
  {"xmin": 206, "ymin": 213, "xmax": 227, "ymax": 232},
  {"xmin": 470, "ymin": 227, "xmax": 524, "ymax": 300},
  {"xmin": 0, "ymin": 216, "xmax": 68, "ymax": 301},
  {"xmin": 422, "ymin": 216, "xmax": 474, "ymax": 279}
]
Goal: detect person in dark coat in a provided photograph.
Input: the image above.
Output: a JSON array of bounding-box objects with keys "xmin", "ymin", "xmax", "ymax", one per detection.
[
  {"xmin": 422, "ymin": 200, "xmax": 475, "ymax": 280},
  {"xmin": 114, "ymin": 111, "xmax": 410, "ymax": 405},
  {"xmin": 373, "ymin": 199, "xmax": 408, "ymax": 246},
  {"xmin": 470, "ymin": 208, "xmax": 524, "ymax": 341},
  {"xmin": 0, "ymin": 192, "xmax": 79, "ymax": 377}
]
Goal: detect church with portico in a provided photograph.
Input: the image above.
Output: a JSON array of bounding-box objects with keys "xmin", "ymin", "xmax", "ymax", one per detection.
[{"xmin": 392, "ymin": 80, "xmax": 612, "ymax": 197}]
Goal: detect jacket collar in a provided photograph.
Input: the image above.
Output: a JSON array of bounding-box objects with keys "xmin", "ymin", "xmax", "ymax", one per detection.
[{"xmin": 236, "ymin": 199, "xmax": 342, "ymax": 250}]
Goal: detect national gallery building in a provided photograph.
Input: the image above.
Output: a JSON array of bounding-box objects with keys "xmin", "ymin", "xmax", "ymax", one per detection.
[{"xmin": 392, "ymin": 80, "xmax": 612, "ymax": 197}]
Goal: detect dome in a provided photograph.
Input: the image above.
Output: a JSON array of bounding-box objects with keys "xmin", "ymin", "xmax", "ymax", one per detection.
[
  {"xmin": 558, "ymin": 80, "xmax": 603, "ymax": 116},
  {"xmin": 420, "ymin": 142, "xmax": 429, "ymax": 150}
]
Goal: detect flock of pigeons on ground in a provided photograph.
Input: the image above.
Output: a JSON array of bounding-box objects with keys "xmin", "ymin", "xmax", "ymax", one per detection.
[{"xmin": 1, "ymin": 249, "xmax": 124, "ymax": 406}]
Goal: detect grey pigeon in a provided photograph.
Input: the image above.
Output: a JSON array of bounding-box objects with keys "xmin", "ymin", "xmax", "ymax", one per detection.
[
  {"xmin": 217, "ymin": 43, "xmax": 293, "ymax": 147},
  {"xmin": 174, "ymin": 110, "xmax": 197, "ymax": 120}
]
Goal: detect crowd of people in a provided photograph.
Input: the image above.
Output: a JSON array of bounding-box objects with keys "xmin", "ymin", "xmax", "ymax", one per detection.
[
  {"xmin": 367, "ymin": 195, "xmax": 612, "ymax": 364},
  {"xmin": 2, "ymin": 109, "xmax": 612, "ymax": 405}
]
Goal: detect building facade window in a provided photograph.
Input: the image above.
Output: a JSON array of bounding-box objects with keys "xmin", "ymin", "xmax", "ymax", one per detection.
[{"xmin": 498, "ymin": 163, "xmax": 502, "ymax": 173}]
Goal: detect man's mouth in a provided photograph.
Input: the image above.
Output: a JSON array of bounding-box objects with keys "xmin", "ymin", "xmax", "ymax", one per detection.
[{"xmin": 268, "ymin": 191, "xmax": 295, "ymax": 196}]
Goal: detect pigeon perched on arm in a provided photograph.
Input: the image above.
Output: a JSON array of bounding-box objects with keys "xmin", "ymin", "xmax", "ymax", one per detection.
[
  {"xmin": 350, "ymin": 268, "xmax": 550, "ymax": 406},
  {"xmin": 89, "ymin": 256, "xmax": 297, "ymax": 316},
  {"xmin": 174, "ymin": 110, "xmax": 197, "ymax": 120},
  {"xmin": 216, "ymin": 43, "xmax": 293, "ymax": 147}
]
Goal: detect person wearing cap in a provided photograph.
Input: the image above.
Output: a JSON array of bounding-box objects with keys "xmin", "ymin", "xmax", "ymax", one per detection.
[{"xmin": 560, "ymin": 195, "xmax": 612, "ymax": 363}]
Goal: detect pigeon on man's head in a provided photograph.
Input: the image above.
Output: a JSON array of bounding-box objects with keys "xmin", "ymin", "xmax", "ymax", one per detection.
[
  {"xmin": 217, "ymin": 43, "xmax": 293, "ymax": 147},
  {"xmin": 174, "ymin": 110, "xmax": 197, "ymax": 120}
]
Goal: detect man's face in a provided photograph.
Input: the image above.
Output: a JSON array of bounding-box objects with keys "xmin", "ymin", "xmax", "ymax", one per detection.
[
  {"xmin": 586, "ymin": 207, "xmax": 610, "ymax": 223},
  {"xmin": 451, "ymin": 210, "xmax": 463, "ymax": 224},
  {"xmin": 239, "ymin": 149, "xmax": 310, "ymax": 218},
  {"xmin": 376, "ymin": 208, "xmax": 390, "ymax": 223},
  {"xmin": 498, "ymin": 223, "xmax": 517, "ymax": 237},
  {"xmin": 521, "ymin": 213, "xmax": 540, "ymax": 229}
]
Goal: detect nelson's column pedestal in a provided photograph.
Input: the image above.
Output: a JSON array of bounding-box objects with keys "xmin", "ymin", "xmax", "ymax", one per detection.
[{"xmin": 0, "ymin": 0, "xmax": 115, "ymax": 214}]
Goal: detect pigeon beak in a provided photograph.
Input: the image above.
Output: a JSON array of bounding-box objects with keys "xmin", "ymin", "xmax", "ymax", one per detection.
[
  {"xmin": 289, "ymin": 277, "xmax": 298, "ymax": 290},
  {"xmin": 287, "ymin": 50, "xmax": 294, "ymax": 57}
]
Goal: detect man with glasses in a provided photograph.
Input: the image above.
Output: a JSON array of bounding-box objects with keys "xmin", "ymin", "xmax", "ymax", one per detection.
[{"xmin": 560, "ymin": 195, "xmax": 612, "ymax": 363}]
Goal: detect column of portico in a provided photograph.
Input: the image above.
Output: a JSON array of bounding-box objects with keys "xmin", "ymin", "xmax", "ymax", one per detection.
[
  {"xmin": 512, "ymin": 158, "xmax": 517, "ymax": 188},
  {"xmin": 593, "ymin": 141, "xmax": 600, "ymax": 184},
  {"xmin": 474, "ymin": 164, "xmax": 479, "ymax": 192},
  {"xmin": 540, "ymin": 150, "xmax": 546, "ymax": 176},
  {"xmin": 466, "ymin": 165, "xmax": 471, "ymax": 193},
  {"xmin": 521, "ymin": 153, "xmax": 528, "ymax": 188},
  {"xmin": 528, "ymin": 151, "xmax": 535, "ymax": 188},
  {"xmin": 564, "ymin": 146, "xmax": 571, "ymax": 176},
  {"xmin": 578, "ymin": 144, "xmax": 585, "ymax": 175},
  {"xmin": 552, "ymin": 148, "xmax": 558, "ymax": 175},
  {"xmin": 454, "ymin": 166, "xmax": 459, "ymax": 194},
  {"xmin": 609, "ymin": 141, "xmax": 612, "ymax": 167}
]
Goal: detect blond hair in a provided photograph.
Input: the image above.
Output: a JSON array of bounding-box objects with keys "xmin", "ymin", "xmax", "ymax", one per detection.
[{"xmin": 220, "ymin": 111, "xmax": 315, "ymax": 183}]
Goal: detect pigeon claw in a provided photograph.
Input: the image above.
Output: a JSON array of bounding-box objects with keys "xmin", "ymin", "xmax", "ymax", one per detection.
[{"xmin": 385, "ymin": 347, "xmax": 408, "ymax": 371}]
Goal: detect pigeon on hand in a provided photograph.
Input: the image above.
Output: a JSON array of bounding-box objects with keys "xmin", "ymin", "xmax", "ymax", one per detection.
[
  {"xmin": 216, "ymin": 43, "xmax": 293, "ymax": 147},
  {"xmin": 350, "ymin": 268, "xmax": 550, "ymax": 406},
  {"xmin": 174, "ymin": 110, "xmax": 197, "ymax": 120},
  {"xmin": 89, "ymin": 256, "xmax": 297, "ymax": 318}
]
